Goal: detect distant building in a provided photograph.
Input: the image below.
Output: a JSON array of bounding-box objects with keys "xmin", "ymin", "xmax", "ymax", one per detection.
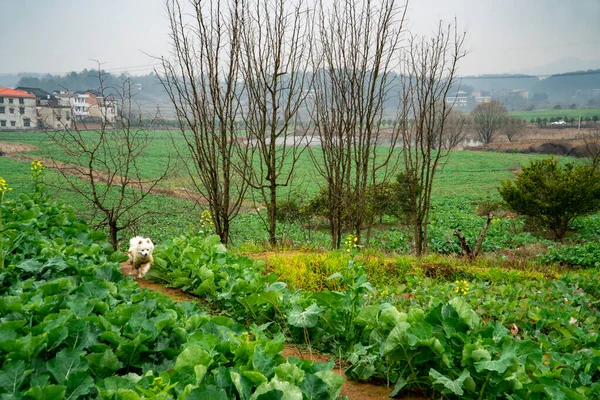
[
  {"xmin": 54, "ymin": 90, "xmax": 90, "ymax": 118},
  {"xmin": 446, "ymin": 91, "xmax": 469, "ymax": 108},
  {"xmin": 0, "ymin": 88, "xmax": 37, "ymax": 130},
  {"xmin": 473, "ymin": 94, "xmax": 491, "ymax": 104},
  {"xmin": 511, "ymin": 89, "xmax": 529, "ymax": 99},
  {"xmin": 16, "ymin": 87, "xmax": 71, "ymax": 130},
  {"xmin": 84, "ymin": 91, "xmax": 118, "ymax": 124}
]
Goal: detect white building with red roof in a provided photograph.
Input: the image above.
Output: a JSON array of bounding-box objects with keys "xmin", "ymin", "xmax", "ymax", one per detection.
[{"xmin": 0, "ymin": 88, "xmax": 37, "ymax": 130}]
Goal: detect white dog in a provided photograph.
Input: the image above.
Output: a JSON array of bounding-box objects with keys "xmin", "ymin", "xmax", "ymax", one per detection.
[{"xmin": 127, "ymin": 236, "xmax": 154, "ymax": 278}]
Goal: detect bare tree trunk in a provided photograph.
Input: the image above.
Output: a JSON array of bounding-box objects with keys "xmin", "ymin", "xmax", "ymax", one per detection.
[
  {"xmin": 237, "ymin": 0, "xmax": 314, "ymax": 247},
  {"xmin": 159, "ymin": 0, "xmax": 249, "ymax": 246},
  {"xmin": 308, "ymin": 0, "xmax": 407, "ymax": 248},
  {"xmin": 45, "ymin": 69, "xmax": 171, "ymax": 250},
  {"xmin": 397, "ymin": 21, "xmax": 466, "ymax": 257}
]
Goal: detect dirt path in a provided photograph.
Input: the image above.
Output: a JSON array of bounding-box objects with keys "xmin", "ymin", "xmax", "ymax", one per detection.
[
  {"xmin": 0, "ymin": 141, "xmax": 264, "ymax": 211},
  {"xmin": 119, "ymin": 262, "xmax": 427, "ymax": 400}
]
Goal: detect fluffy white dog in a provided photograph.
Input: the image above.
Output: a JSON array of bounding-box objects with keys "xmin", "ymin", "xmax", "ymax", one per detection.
[{"xmin": 127, "ymin": 236, "xmax": 154, "ymax": 278}]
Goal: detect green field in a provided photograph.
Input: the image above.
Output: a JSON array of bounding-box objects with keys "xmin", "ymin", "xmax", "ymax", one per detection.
[
  {"xmin": 509, "ymin": 108, "xmax": 600, "ymax": 121},
  {"xmin": 0, "ymin": 130, "xmax": 592, "ymax": 255},
  {"xmin": 0, "ymin": 130, "xmax": 549, "ymax": 199}
]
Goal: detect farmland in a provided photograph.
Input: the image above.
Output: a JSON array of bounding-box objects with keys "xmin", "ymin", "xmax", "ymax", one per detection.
[
  {"xmin": 1, "ymin": 128, "xmax": 600, "ymax": 398},
  {"xmin": 509, "ymin": 108, "xmax": 600, "ymax": 121},
  {"xmin": 1, "ymin": 173, "xmax": 599, "ymax": 398}
]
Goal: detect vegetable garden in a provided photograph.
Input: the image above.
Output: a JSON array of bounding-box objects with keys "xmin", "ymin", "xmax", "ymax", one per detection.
[{"xmin": 1, "ymin": 153, "xmax": 600, "ymax": 398}]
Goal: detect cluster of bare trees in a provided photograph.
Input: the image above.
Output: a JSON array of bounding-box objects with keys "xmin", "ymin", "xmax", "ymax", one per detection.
[
  {"xmin": 398, "ymin": 22, "xmax": 466, "ymax": 256},
  {"xmin": 159, "ymin": 0, "xmax": 467, "ymax": 254},
  {"xmin": 471, "ymin": 100, "xmax": 526, "ymax": 144}
]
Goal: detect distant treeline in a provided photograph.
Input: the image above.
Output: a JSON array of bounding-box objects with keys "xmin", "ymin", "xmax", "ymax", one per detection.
[{"xmin": 459, "ymin": 69, "xmax": 600, "ymax": 101}]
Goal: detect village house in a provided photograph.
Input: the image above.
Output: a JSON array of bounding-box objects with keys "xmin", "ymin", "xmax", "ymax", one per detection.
[
  {"xmin": 54, "ymin": 90, "xmax": 90, "ymax": 119},
  {"xmin": 84, "ymin": 90, "xmax": 118, "ymax": 124},
  {"xmin": 0, "ymin": 88, "xmax": 37, "ymax": 130},
  {"xmin": 15, "ymin": 87, "xmax": 72, "ymax": 129}
]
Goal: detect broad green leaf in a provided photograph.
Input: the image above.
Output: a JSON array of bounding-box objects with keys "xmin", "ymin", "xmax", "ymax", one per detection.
[
  {"xmin": 384, "ymin": 322, "xmax": 410, "ymax": 356},
  {"xmin": 0, "ymin": 360, "xmax": 31, "ymax": 393},
  {"xmin": 16, "ymin": 259, "xmax": 43, "ymax": 273},
  {"xmin": 287, "ymin": 304, "xmax": 321, "ymax": 329},
  {"xmin": 379, "ymin": 306, "xmax": 405, "ymax": 330},
  {"xmin": 87, "ymin": 349, "xmax": 121, "ymax": 379},
  {"xmin": 299, "ymin": 374, "xmax": 330, "ymax": 400},
  {"xmin": 65, "ymin": 370, "xmax": 94, "ymax": 399},
  {"xmin": 462, "ymin": 343, "xmax": 492, "ymax": 365},
  {"xmin": 186, "ymin": 385, "xmax": 229, "ymax": 400},
  {"xmin": 354, "ymin": 305, "xmax": 379, "ymax": 326},
  {"xmin": 389, "ymin": 376, "xmax": 407, "ymax": 397},
  {"xmin": 175, "ymin": 345, "xmax": 213, "ymax": 370},
  {"xmin": 475, "ymin": 343, "xmax": 517, "ymax": 374},
  {"xmin": 195, "ymin": 364, "xmax": 208, "ymax": 385},
  {"xmin": 46, "ymin": 326, "xmax": 69, "ymax": 351},
  {"xmin": 46, "ymin": 348, "xmax": 87, "ymax": 383},
  {"xmin": 253, "ymin": 346, "xmax": 276, "ymax": 379},
  {"xmin": 250, "ymin": 378, "xmax": 303, "ymax": 400},
  {"xmin": 24, "ymin": 385, "xmax": 66, "ymax": 400},
  {"xmin": 231, "ymin": 371, "xmax": 253, "ymax": 400},
  {"xmin": 242, "ymin": 370, "xmax": 268, "ymax": 386},
  {"xmin": 274, "ymin": 363, "xmax": 305, "ymax": 385},
  {"xmin": 449, "ymin": 297, "xmax": 480, "ymax": 329},
  {"xmin": 314, "ymin": 371, "xmax": 344, "ymax": 399},
  {"xmin": 429, "ymin": 368, "xmax": 471, "ymax": 396}
]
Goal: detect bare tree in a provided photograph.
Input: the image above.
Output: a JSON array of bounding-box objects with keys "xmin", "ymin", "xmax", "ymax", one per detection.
[
  {"xmin": 238, "ymin": 0, "xmax": 314, "ymax": 247},
  {"xmin": 581, "ymin": 127, "xmax": 600, "ymax": 168},
  {"xmin": 503, "ymin": 117, "xmax": 525, "ymax": 142},
  {"xmin": 159, "ymin": 0, "xmax": 249, "ymax": 245},
  {"xmin": 45, "ymin": 71, "xmax": 171, "ymax": 250},
  {"xmin": 471, "ymin": 100, "xmax": 508, "ymax": 144},
  {"xmin": 440, "ymin": 108, "xmax": 467, "ymax": 150},
  {"xmin": 397, "ymin": 21, "xmax": 466, "ymax": 256},
  {"xmin": 308, "ymin": 0, "xmax": 407, "ymax": 248}
]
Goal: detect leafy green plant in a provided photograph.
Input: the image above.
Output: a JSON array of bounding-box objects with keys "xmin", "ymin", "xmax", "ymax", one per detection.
[
  {"xmin": 0, "ymin": 185, "xmax": 342, "ymax": 399},
  {"xmin": 541, "ymin": 242, "xmax": 600, "ymax": 268},
  {"xmin": 499, "ymin": 157, "xmax": 600, "ymax": 239}
]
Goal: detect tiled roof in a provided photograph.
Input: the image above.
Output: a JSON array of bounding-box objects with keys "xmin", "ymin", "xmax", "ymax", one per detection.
[{"xmin": 0, "ymin": 88, "xmax": 36, "ymax": 99}]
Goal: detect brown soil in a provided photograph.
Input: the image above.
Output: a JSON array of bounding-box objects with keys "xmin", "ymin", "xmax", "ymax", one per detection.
[
  {"xmin": 0, "ymin": 141, "xmax": 261, "ymax": 210},
  {"xmin": 0, "ymin": 142, "xmax": 39, "ymax": 155},
  {"xmin": 119, "ymin": 262, "xmax": 198, "ymax": 303},
  {"xmin": 464, "ymin": 126, "xmax": 596, "ymax": 154},
  {"xmin": 282, "ymin": 345, "xmax": 430, "ymax": 400}
]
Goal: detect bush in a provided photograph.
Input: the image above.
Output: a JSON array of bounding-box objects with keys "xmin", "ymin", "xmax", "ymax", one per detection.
[{"xmin": 499, "ymin": 157, "xmax": 600, "ymax": 239}]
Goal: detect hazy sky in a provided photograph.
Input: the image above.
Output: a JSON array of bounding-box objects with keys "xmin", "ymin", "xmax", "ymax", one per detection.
[{"xmin": 1, "ymin": 0, "xmax": 598, "ymax": 76}]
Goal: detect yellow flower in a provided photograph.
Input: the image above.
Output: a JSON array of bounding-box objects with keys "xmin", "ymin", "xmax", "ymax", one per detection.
[
  {"xmin": 200, "ymin": 210, "xmax": 214, "ymax": 231},
  {"xmin": 30, "ymin": 160, "xmax": 45, "ymax": 173},
  {"xmin": 0, "ymin": 177, "xmax": 12, "ymax": 196},
  {"xmin": 454, "ymin": 280, "xmax": 470, "ymax": 295}
]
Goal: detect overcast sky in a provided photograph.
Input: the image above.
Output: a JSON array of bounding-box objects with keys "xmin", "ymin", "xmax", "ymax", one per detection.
[{"xmin": 1, "ymin": 0, "xmax": 598, "ymax": 76}]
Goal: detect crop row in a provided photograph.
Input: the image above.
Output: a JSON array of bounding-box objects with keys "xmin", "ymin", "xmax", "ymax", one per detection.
[
  {"xmin": 0, "ymin": 193, "xmax": 343, "ymax": 399},
  {"xmin": 150, "ymin": 233, "xmax": 600, "ymax": 398}
]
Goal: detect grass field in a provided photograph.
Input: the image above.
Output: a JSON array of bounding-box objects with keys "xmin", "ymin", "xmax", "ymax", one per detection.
[
  {"xmin": 0, "ymin": 130, "xmax": 551, "ymax": 199},
  {"xmin": 509, "ymin": 108, "xmax": 600, "ymax": 121},
  {"xmin": 0, "ymin": 129, "xmax": 585, "ymax": 254}
]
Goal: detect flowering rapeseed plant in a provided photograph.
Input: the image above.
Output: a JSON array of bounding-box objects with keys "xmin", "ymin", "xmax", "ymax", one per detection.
[
  {"xmin": 0, "ymin": 177, "xmax": 11, "ymax": 198},
  {"xmin": 200, "ymin": 210, "xmax": 214, "ymax": 232},
  {"xmin": 30, "ymin": 159, "xmax": 45, "ymax": 176},
  {"xmin": 0, "ymin": 176, "xmax": 11, "ymax": 270},
  {"xmin": 30, "ymin": 160, "xmax": 46, "ymax": 196},
  {"xmin": 454, "ymin": 279, "xmax": 470, "ymax": 295},
  {"xmin": 344, "ymin": 234, "xmax": 358, "ymax": 253}
]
